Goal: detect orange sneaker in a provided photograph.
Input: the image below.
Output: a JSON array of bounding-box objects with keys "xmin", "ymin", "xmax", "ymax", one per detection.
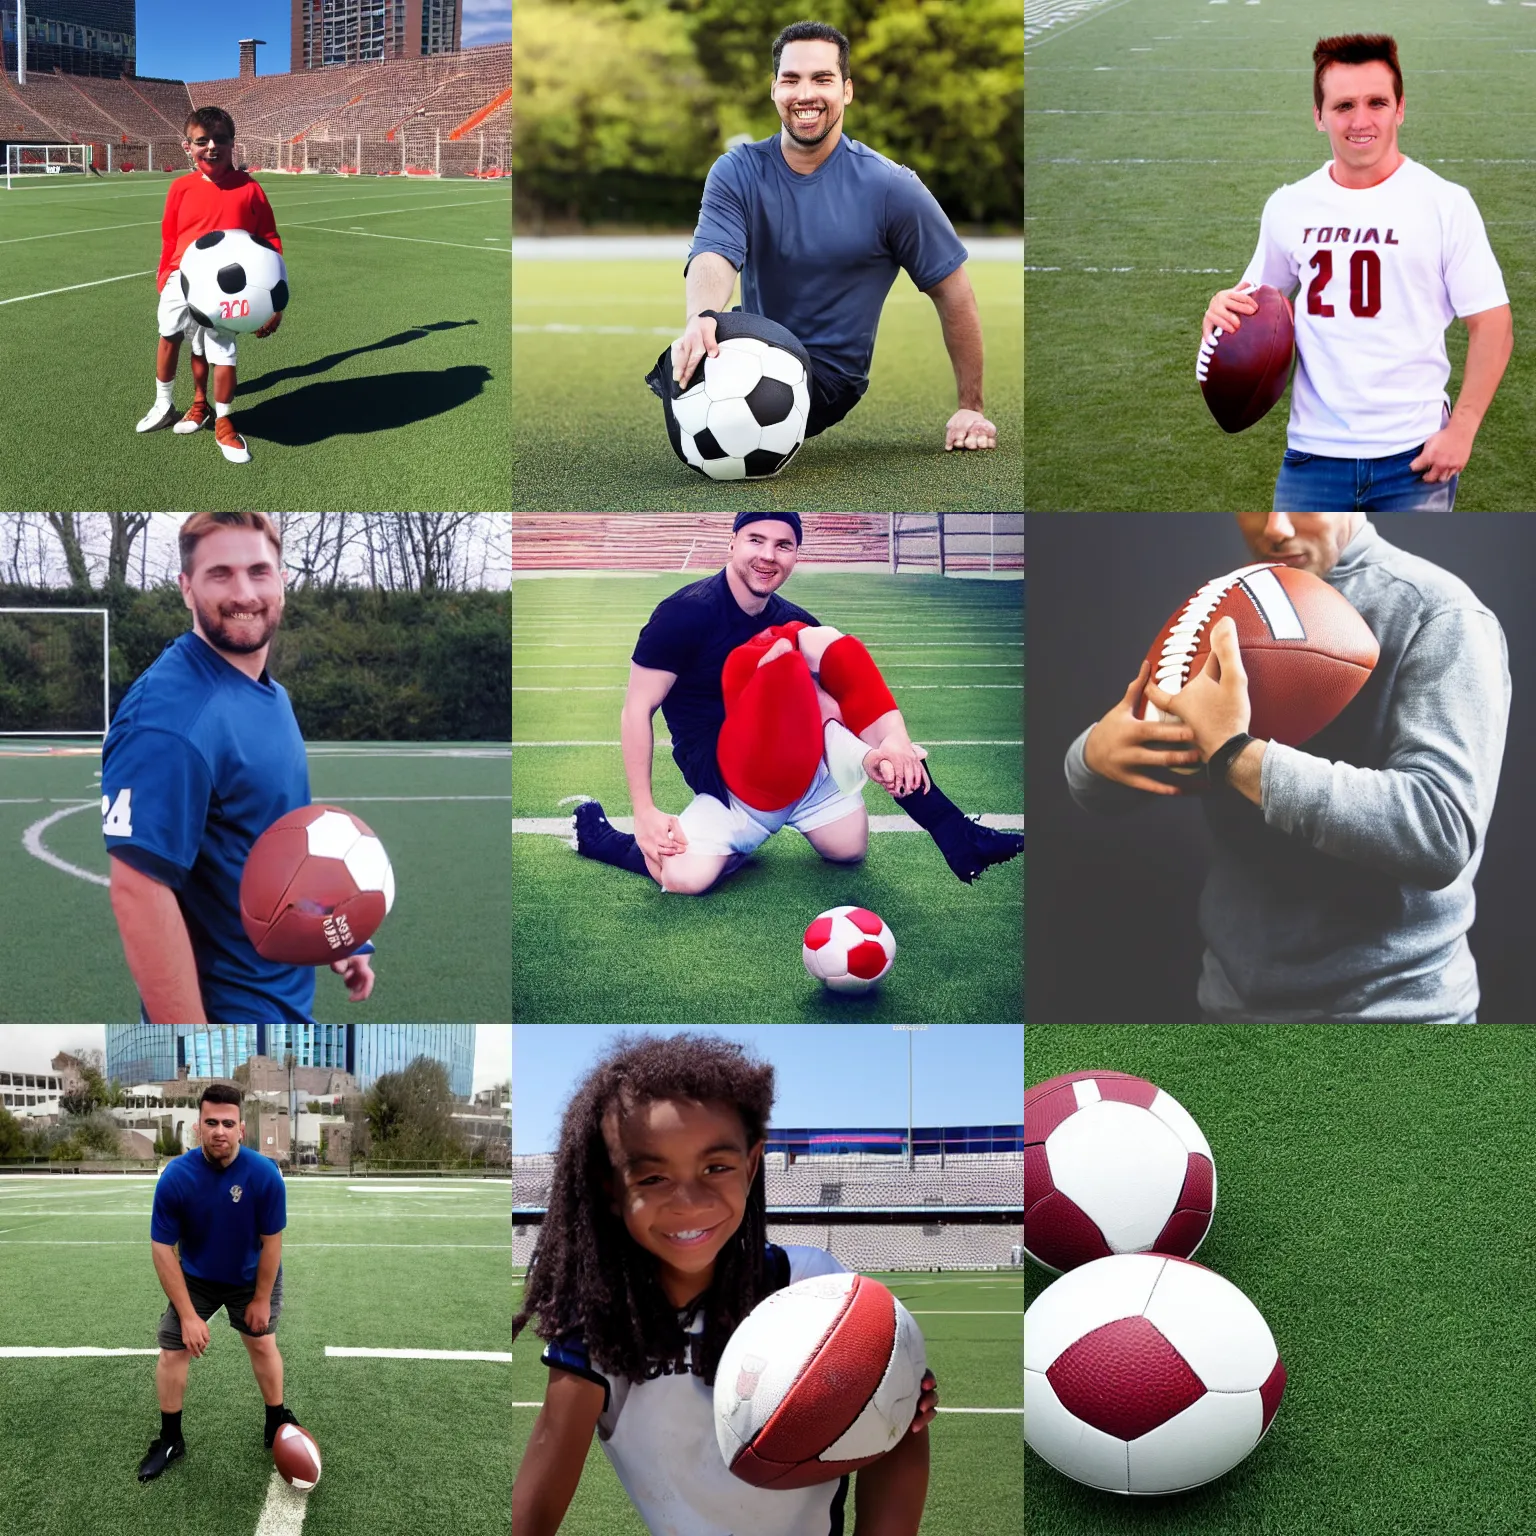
[
  {"xmin": 172, "ymin": 398, "xmax": 211, "ymax": 435},
  {"xmin": 214, "ymin": 416, "xmax": 251, "ymax": 464}
]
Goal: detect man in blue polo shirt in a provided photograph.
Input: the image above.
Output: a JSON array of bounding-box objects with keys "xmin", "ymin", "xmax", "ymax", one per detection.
[
  {"xmin": 138, "ymin": 1082, "xmax": 296, "ymax": 1481},
  {"xmin": 658, "ymin": 20, "xmax": 998, "ymax": 454},
  {"xmin": 102, "ymin": 511, "xmax": 374, "ymax": 1023}
]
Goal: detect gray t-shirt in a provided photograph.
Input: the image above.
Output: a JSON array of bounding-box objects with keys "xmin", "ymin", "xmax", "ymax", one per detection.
[{"xmin": 1064, "ymin": 521, "xmax": 1510, "ymax": 1022}]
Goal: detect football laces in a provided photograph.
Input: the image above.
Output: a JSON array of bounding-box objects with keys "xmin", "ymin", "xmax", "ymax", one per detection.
[{"xmin": 1195, "ymin": 327, "xmax": 1222, "ymax": 383}]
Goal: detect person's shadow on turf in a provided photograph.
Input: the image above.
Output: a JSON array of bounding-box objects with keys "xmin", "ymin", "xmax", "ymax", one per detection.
[
  {"xmin": 236, "ymin": 319, "xmax": 480, "ymax": 394},
  {"xmin": 230, "ymin": 365, "xmax": 493, "ymax": 445}
]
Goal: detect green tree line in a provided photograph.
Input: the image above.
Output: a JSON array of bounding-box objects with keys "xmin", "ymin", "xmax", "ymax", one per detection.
[
  {"xmin": 0, "ymin": 585, "xmax": 511, "ymax": 741},
  {"xmin": 514, "ymin": 0, "xmax": 1023, "ymax": 227}
]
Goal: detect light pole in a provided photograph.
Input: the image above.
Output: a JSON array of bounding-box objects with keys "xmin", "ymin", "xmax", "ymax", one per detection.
[{"xmin": 891, "ymin": 1025, "xmax": 928, "ymax": 1166}]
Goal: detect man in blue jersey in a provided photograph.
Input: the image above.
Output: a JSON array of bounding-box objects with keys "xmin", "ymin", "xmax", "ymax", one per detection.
[
  {"xmin": 137, "ymin": 1082, "xmax": 299, "ymax": 1480},
  {"xmin": 103, "ymin": 511, "xmax": 375, "ymax": 1023},
  {"xmin": 658, "ymin": 20, "xmax": 997, "ymax": 454}
]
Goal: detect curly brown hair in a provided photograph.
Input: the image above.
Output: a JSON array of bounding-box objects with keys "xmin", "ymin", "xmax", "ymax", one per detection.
[{"xmin": 511, "ymin": 1031, "xmax": 776, "ymax": 1387}]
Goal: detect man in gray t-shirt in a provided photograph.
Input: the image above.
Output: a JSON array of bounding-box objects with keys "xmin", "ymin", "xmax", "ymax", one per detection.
[{"xmin": 1065, "ymin": 514, "xmax": 1509, "ymax": 1023}]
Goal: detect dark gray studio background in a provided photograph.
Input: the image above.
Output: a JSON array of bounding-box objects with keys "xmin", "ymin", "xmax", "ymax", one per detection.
[{"xmin": 1026, "ymin": 513, "xmax": 1533, "ymax": 1024}]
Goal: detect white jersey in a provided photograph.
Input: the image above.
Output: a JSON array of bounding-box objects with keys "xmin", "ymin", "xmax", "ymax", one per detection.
[
  {"xmin": 1240, "ymin": 156, "xmax": 1507, "ymax": 456},
  {"xmin": 545, "ymin": 1244, "xmax": 850, "ymax": 1536}
]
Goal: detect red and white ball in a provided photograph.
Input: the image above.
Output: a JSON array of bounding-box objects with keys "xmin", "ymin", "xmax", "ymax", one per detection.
[
  {"xmin": 273, "ymin": 1422, "xmax": 322, "ymax": 1490},
  {"xmin": 1026, "ymin": 1254, "xmax": 1286, "ymax": 1494},
  {"xmin": 240, "ymin": 804, "xmax": 394, "ymax": 965},
  {"xmin": 802, "ymin": 906, "xmax": 896, "ymax": 993},
  {"xmin": 715, "ymin": 1272, "xmax": 926, "ymax": 1488},
  {"xmin": 1025, "ymin": 1071, "xmax": 1215, "ymax": 1275}
]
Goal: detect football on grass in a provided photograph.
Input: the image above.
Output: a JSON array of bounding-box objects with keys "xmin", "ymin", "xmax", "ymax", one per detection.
[
  {"xmin": 179, "ymin": 227, "xmax": 289, "ymax": 335},
  {"xmin": 1025, "ymin": 1070, "xmax": 1215, "ymax": 1275},
  {"xmin": 240, "ymin": 805, "xmax": 394, "ymax": 965},
  {"xmin": 802, "ymin": 906, "xmax": 895, "ymax": 993},
  {"xmin": 273, "ymin": 1423, "xmax": 322, "ymax": 1490},
  {"xmin": 673, "ymin": 336, "xmax": 810, "ymax": 480},
  {"xmin": 715, "ymin": 1272, "xmax": 926, "ymax": 1488},
  {"xmin": 1196, "ymin": 284, "xmax": 1294, "ymax": 432},
  {"xmin": 1026, "ymin": 1254, "xmax": 1286, "ymax": 1494}
]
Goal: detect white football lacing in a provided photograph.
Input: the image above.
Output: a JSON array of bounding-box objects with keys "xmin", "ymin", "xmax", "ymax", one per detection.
[
  {"xmin": 1145, "ymin": 563, "xmax": 1278, "ymax": 721},
  {"xmin": 1195, "ymin": 327, "xmax": 1222, "ymax": 383}
]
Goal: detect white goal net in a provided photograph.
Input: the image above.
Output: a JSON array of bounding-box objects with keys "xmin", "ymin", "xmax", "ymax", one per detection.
[{"xmin": 5, "ymin": 143, "xmax": 91, "ymax": 190}]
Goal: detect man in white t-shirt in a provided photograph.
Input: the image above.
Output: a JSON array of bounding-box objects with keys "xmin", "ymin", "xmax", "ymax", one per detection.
[{"xmin": 1202, "ymin": 33, "xmax": 1513, "ymax": 512}]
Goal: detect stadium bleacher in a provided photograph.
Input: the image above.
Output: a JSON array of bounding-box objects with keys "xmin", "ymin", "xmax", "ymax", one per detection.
[{"xmin": 510, "ymin": 515, "xmax": 895, "ymax": 571}]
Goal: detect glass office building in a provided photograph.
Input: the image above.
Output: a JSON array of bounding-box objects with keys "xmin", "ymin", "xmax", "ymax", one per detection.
[{"xmin": 106, "ymin": 1026, "xmax": 476, "ymax": 1098}]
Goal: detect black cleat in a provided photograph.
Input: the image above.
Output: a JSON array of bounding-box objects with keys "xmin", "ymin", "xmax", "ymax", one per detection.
[
  {"xmin": 936, "ymin": 817, "xmax": 1025, "ymax": 885},
  {"xmin": 264, "ymin": 1405, "xmax": 300, "ymax": 1448},
  {"xmin": 571, "ymin": 797, "xmax": 614, "ymax": 855},
  {"xmin": 137, "ymin": 1435, "xmax": 186, "ymax": 1482}
]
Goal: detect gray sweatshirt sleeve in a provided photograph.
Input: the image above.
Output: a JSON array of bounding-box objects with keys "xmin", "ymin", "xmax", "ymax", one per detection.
[
  {"xmin": 1064, "ymin": 724, "xmax": 1160, "ymax": 815},
  {"xmin": 1259, "ymin": 608, "xmax": 1509, "ymax": 891}
]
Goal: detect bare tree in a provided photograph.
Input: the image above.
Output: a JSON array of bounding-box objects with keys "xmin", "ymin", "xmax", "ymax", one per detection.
[
  {"xmin": 105, "ymin": 514, "xmax": 153, "ymax": 589},
  {"xmin": 359, "ymin": 515, "xmax": 485, "ymax": 592},
  {"xmin": 284, "ymin": 514, "xmax": 370, "ymax": 590},
  {"xmin": 43, "ymin": 514, "xmax": 91, "ymax": 589}
]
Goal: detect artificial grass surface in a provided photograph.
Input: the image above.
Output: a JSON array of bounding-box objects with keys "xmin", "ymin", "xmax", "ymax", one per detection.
[
  {"xmin": 511, "ymin": 1269, "xmax": 1025, "ymax": 1536},
  {"xmin": 1024, "ymin": 1024, "xmax": 1536, "ymax": 1534},
  {"xmin": 0, "ymin": 1175, "xmax": 513, "ymax": 1536},
  {"xmin": 0, "ymin": 175, "xmax": 510, "ymax": 512},
  {"xmin": 1024, "ymin": 0, "xmax": 1534, "ymax": 511},
  {"xmin": 511, "ymin": 574, "xmax": 1023, "ymax": 1024},
  {"xmin": 0, "ymin": 742, "xmax": 512, "ymax": 1022},
  {"xmin": 512, "ymin": 257, "xmax": 1022, "ymax": 511}
]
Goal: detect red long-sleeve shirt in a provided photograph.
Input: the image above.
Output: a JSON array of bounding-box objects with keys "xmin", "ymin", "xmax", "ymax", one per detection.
[{"xmin": 157, "ymin": 168, "xmax": 283, "ymax": 292}]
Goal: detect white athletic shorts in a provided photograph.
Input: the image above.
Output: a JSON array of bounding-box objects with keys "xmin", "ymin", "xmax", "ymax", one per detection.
[
  {"xmin": 677, "ymin": 761, "xmax": 865, "ymax": 857},
  {"xmin": 158, "ymin": 269, "xmax": 238, "ymax": 368}
]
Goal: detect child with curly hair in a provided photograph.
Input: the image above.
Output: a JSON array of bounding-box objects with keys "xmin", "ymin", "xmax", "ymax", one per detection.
[{"xmin": 511, "ymin": 1031, "xmax": 938, "ymax": 1535}]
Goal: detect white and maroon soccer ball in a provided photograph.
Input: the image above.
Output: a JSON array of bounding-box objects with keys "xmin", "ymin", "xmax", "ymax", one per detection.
[
  {"xmin": 1025, "ymin": 1253, "xmax": 1286, "ymax": 1494},
  {"xmin": 715, "ymin": 1272, "xmax": 926, "ymax": 1488},
  {"xmin": 1025, "ymin": 1071, "xmax": 1215, "ymax": 1275},
  {"xmin": 802, "ymin": 905, "xmax": 896, "ymax": 993},
  {"xmin": 272, "ymin": 1422, "xmax": 322, "ymax": 1490}
]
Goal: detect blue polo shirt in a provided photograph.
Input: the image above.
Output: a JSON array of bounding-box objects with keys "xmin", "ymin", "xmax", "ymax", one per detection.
[
  {"xmin": 687, "ymin": 134, "xmax": 968, "ymax": 392},
  {"xmin": 101, "ymin": 630, "xmax": 315, "ymax": 1023},
  {"xmin": 150, "ymin": 1144, "xmax": 286, "ymax": 1285}
]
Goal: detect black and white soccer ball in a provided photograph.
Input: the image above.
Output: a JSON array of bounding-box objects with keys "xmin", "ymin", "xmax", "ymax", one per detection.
[
  {"xmin": 178, "ymin": 228, "xmax": 288, "ymax": 335},
  {"xmin": 672, "ymin": 337, "xmax": 810, "ymax": 480}
]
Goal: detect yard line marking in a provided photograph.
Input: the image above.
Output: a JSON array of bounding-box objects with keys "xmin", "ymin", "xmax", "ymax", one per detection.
[
  {"xmin": 1026, "ymin": 0, "xmax": 1142, "ymax": 47},
  {"xmin": 299, "ymin": 225, "xmax": 512, "ymax": 254},
  {"xmin": 0, "ymin": 1346, "xmax": 159, "ymax": 1356},
  {"xmin": 326, "ymin": 1346, "xmax": 512, "ymax": 1362},
  {"xmin": 0, "ymin": 219, "xmax": 157, "ymax": 245},
  {"xmin": 254, "ymin": 1470, "xmax": 310, "ymax": 1536},
  {"xmin": 285, "ymin": 195, "xmax": 510, "ymax": 225},
  {"xmin": 514, "ymin": 813, "xmax": 1023, "ymax": 834},
  {"xmin": 0, "ymin": 268, "xmax": 156, "ymax": 306}
]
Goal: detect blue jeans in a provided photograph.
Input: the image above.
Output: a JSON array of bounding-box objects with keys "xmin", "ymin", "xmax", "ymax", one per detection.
[{"xmin": 1273, "ymin": 446, "xmax": 1457, "ymax": 512}]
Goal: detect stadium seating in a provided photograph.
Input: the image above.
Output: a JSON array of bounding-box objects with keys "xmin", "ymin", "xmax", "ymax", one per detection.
[{"xmin": 510, "ymin": 515, "xmax": 895, "ymax": 571}]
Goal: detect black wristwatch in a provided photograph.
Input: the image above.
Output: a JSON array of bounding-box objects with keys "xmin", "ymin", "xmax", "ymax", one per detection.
[{"xmin": 1207, "ymin": 732, "xmax": 1256, "ymax": 787}]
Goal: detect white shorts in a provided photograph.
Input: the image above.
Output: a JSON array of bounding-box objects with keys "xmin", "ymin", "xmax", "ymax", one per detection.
[
  {"xmin": 677, "ymin": 762, "xmax": 865, "ymax": 857},
  {"xmin": 158, "ymin": 269, "xmax": 238, "ymax": 367}
]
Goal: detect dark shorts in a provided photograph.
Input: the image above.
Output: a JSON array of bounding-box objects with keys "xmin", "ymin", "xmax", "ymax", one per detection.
[
  {"xmin": 156, "ymin": 1264, "xmax": 283, "ymax": 1350},
  {"xmin": 804, "ymin": 371, "xmax": 864, "ymax": 439}
]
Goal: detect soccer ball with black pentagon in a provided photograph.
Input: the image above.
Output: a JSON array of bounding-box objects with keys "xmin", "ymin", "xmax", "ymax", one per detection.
[
  {"xmin": 673, "ymin": 337, "xmax": 810, "ymax": 480},
  {"xmin": 179, "ymin": 228, "xmax": 288, "ymax": 335}
]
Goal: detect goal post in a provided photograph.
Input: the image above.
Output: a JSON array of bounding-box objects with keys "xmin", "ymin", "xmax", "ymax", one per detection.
[
  {"xmin": 4, "ymin": 142, "xmax": 90, "ymax": 191},
  {"xmin": 0, "ymin": 608, "xmax": 110, "ymax": 736}
]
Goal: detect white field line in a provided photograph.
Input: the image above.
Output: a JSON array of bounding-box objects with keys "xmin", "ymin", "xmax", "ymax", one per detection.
[
  {"xmin": 0, "ymin": 219, "xmax": 156, "ymax": 245},
  {"xmin": 254, "ymin": 1470, "xmax": 311, "ymax": 1536},
  {"xmin": 0, "ymin": 1346, "xmax": 159, "ymax": 1356},
  {"xmin": 1026, "ymin": 0, "xmax": 1142, "ymax": 46},
  {"xmin": 300, "ymin": 225, "xmax": 511, "ymax": 254},
  {"xmin": 326, "ymin": 1346, "xmax": 512, "ymax": 1362},
  {"xmin": 515, "ymin": 813, "xmax": 1024, "ymax": 835},
  {"xmin": 0, "ymin": 268, "xmax": 155, "ymax": 306}
]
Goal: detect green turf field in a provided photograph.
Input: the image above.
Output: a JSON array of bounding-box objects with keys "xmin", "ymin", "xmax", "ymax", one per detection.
[
  {"xmin": 1025, "ymin": 1024, "xmax": 1536, "ymax": 1533},
  {"xmin": 511, "ymin": 254, "xmax": 1022, "ymax": 511},
  {"xmin": 0, "ymin": 743, "xmax": 511, "ymax": 1022},
  {"xmin": 1024, "ymin": 0, "xmax": 1534, "ymax": 511},
  {"xmin": 512, "ymin": 1265, "xmax": 1025, "ymax": 1536},
  {"xmin": 0, "ymin": 176, "xmax": 510, "ymax": 512},
  {"xmin": 511, "ymin": 574, "xmax": 1023, "ymax": 1024},
  {"xmin": 1, "ymin": 1172, "xmax": 512, "ymax": 1536}
]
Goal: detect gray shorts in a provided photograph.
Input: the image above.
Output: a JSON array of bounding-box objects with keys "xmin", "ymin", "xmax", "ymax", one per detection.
[{"xmin": 156, "ymin": 1264, "xmax": 283, "ymax": 1350}]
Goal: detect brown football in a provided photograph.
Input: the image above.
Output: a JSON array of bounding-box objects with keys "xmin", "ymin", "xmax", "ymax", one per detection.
[
  {"xmin": 1198, "ymin": 285, "xmax": 1295, "ymax": 433},
  {"xmin": 273, "ymin": 1423, "xmax": 322, "ymax": 1490}
]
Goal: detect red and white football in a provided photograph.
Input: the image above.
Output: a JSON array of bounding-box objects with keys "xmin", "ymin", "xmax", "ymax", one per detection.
[
  {"xmin": 1134, "ymin": 563, "xmax": 1378, "ymax": 749},
  {"xmin": 1025, "ymin": 1071, "xmax": 1215, "ymax": 1275},
  {"xmin": 273, "ymin": 1422, "xmax": 322, "ymax": 1490},
  {"xmin": 1197, "ymin": 284, "xmax": 1295, "ymax": 433}
]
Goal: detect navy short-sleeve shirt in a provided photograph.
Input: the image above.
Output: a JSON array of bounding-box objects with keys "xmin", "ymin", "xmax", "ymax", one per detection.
[
  {"xmin": 150, "ymin": 1144, "xmax": 287, "ymax": 1285},
  {"xmin": 632, "ymin": 570, "xmax": 818, "ymax": 803}
]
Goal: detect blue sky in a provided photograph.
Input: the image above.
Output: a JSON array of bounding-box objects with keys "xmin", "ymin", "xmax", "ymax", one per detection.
[
  {"xmin": 135, "ymin": 1, "xmax": 511, "ymax": 83},
  {"xmin": 511, "ymin": 1025, "xmax": 1024, "ymax": 1154}
]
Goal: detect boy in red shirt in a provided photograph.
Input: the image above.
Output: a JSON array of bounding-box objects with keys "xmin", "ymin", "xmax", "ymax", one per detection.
[{"xmin": 136, "ymin": 107, "xmax": 284, "ymax": 464}]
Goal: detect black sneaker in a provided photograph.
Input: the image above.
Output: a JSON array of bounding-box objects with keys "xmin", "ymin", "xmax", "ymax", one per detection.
[
  {"xmin": 137, "ymin": 1435, "xmax": 186, "ymax": 1482},
  {"xmin": 936, "ymin": 817, "xmax": 1025, "ymax": 885},
  {"xmin": 264, "ymin": 1405, "xmax": 300, "ymax": 1448}
]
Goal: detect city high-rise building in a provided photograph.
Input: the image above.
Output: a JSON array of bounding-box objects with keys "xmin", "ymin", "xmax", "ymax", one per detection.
[
  {"xmin": 2, "ymin": 0, "xmax": 135, "ymax": 79},
  {"xmin": 289, "ymin": 0, "xmax": 463, "ymax": 72},
  {"xmin": 106, "ymin": 1026, "xmax": 476, "ymax": 1098}
]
